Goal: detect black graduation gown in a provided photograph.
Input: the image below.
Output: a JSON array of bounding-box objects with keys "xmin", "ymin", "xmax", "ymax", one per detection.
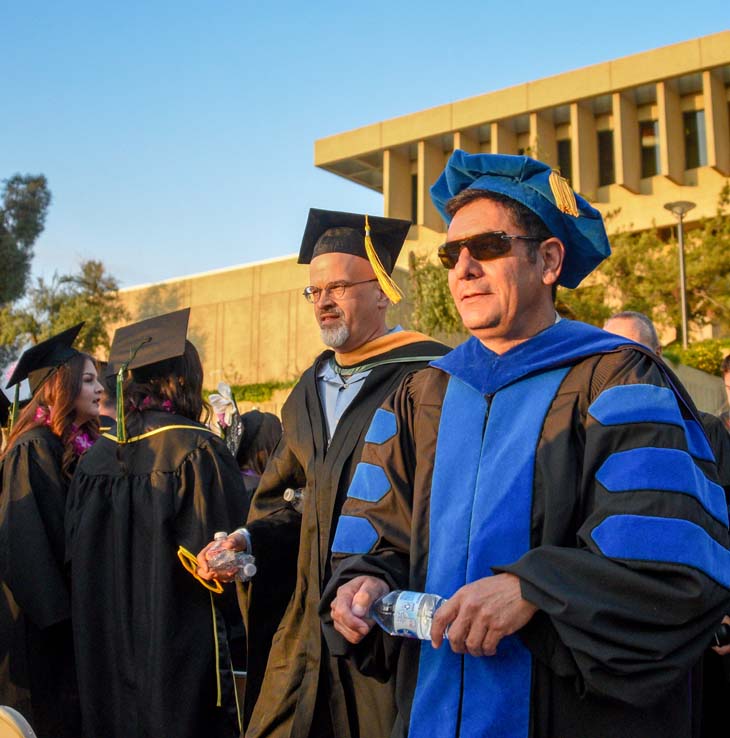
[
  {"xmin": 65, "ymin": 412, "xmax": 244, "ymax": 738},
  {"xmin": 0, "ymin": 425, "xmax": 81, "ymax": 738},
  {"xmin": 241, "ymin": 338, "xmax": 448, "ymax": 738},
  {"xmin": 323, "ymin": 326, "xmax": 730, "ymax": 738},
  {"xmin": 696, "ymin": 412, "xmax": 730, "ymax": 737}
]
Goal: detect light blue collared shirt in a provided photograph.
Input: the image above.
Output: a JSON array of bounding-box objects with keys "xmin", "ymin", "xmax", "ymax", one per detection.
[{"xmin": 316, "ymin": 326, "xmax": 403, "ymax": 444}]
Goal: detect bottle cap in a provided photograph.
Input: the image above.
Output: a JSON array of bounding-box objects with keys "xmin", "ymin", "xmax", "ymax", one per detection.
[{"xmin": 213, "ymin": 531, "xmax": 228, "ymax": 540}]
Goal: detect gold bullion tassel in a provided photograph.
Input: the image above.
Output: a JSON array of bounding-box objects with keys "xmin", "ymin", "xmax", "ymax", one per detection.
[
  {"xmin": 364, "ymin": 215, "xmax": 404, "ymax": 304},
  {"xmin": 549, "ymin": 170, "xmax": 579, "ymax": 217}
]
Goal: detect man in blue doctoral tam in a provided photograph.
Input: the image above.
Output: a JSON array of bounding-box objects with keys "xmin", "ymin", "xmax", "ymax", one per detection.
[{"xmin": 323, "ymin": 151, "xmax": 730, "ymax": 738}]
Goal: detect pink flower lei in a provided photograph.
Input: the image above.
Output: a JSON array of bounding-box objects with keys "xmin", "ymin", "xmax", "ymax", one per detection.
[
  {"xmin": 35, "ymin": 405, "xmax": 95, "ymax": 457},
  {"xmin": 70, "ymin": 424, "xmax": 95, "ymax": 456},
  {"xmin": 35, "ymin": 405, "xmax": 52, "ymax": 425},
  {"xmin": 131, "ymin": 397, "xmax": 176, "ymax": 413}
]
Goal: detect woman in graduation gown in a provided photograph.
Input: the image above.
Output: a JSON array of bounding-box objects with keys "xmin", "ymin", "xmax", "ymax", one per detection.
[
  {"xmin": 65, "ymin": 310, "xmax": 243, "ymax": 738},
  {"xmin": 0, "ymin": 324, "xmax": 102, "ymax": 738},
  {"xmin": 236, "ymin": 410, "xmax": 282, "ymax": 502}
]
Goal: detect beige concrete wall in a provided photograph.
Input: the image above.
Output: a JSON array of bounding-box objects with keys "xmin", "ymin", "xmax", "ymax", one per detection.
[
  {"xmin": 613, "ymin": 91, "xmax": 640, "ymax": 192},
  {"xmin": 383, "ymin": 148, "xmax": 411, "ymax": 220},
  {"xmin": 417, "ymin": 140, "xmax": 444, "ymax": 231},
  {"xmin": 571, "ymin": 101, "xmax": 599, "ymax": 200},
  {"xmin": 114, "ymin": 256, "xmax": 326, "ymax": 389},
  {"xmin": 704, "ymin": 69, "xmax": 730, "ymax": 175},
  {"xmin": 114, "ymin": 252, "xmax": 422, "ymax": 391}
]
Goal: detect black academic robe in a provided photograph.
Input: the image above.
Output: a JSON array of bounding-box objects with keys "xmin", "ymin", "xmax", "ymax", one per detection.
[
  {"xmin": 323, "ymin": 322, "xmax": 730, "ymax": 738},
  {"xmin": 241, "ymin": 338, "xmax": 448, "ymax": 738},
  {"xmin": 696, "ymin": 412, "xmax": 730, "ymax": 737},
  {"xmin": 0, "ymin": 425, "xmax": 81, "ymax": 738},
  {"xmin": 65, "ymin": 411, "xmax": 244, "ymax": 738},
  {"xmin": 699, "ymin": 411, "xmax": 730, "ymax": 497}
]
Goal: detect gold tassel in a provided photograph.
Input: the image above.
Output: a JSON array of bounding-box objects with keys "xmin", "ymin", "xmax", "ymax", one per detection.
[
  {"xmin": 364, "ymin": 215, "xmax": 404, "ymax": 304},
  {"xmin": 548, "ymin": 170, "xmax": 579, "ymax": 217},
  {"xmin": 115, "ymin": 365, "xmax": 127, "ymax": 443}
]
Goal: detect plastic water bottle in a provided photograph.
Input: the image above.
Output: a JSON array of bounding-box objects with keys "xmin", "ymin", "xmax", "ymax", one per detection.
[
  {"xmin": 283, "ymin": 487, "xmax": 304, "ymax": 513},
  {"xmin": 370, "ymin": 590, "xmax": 446, "ymax": 640},
  {"xmin": 207, "ymin": 532, "xmax": 257, "ymax": 581}
]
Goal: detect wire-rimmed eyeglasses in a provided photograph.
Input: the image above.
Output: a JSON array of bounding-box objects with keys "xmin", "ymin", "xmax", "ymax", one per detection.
[{"xmin": 302, "ymin": 279, "xmax": 379, "ymax": 303}]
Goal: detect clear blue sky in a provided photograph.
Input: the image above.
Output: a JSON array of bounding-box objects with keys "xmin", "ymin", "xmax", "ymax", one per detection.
[{"xmin": 2, "ymin": 2, "xmax": 727, "ymax": 288}]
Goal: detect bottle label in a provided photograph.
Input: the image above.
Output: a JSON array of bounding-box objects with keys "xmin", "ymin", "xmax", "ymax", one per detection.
[{"xmin": 393, "ymin": 591, "xmax": 428, "ymax": 638}]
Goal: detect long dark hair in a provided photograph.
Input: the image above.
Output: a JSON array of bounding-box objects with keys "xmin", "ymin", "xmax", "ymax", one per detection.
[
  {"xmin": 123, "ymin": 340, "xmax": 210, "ymax": 424},
  {"xmin": 1, "ymin": 352, "xmax": 100, "ymax": 477}
]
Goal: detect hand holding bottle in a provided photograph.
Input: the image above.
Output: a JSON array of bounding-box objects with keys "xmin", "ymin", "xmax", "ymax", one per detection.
[
  {"xmin": 430, "ymin": 573, "xmax": 537, "ymax": 656},
  {"xmin": 330, "ymin": 575, "xmax": 390, "ymax": 644},
  {"xmin": 206, "ymin": 532, "xmax": 257, "ymax": 582},
  {"xmin": 196, "ymin": 529, "xmax": 250, "ymax": 582}
]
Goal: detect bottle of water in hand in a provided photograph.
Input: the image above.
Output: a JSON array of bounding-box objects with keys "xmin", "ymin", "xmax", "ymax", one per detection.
[
  {"xmin": 370, "ymin": 590, "xmax": 446, "ymax": 640},
  {"xmin": 207, "ymin": 532, "xmax": 257, "ymax": 582},
  {"xmin": 283, "ymin": 487, "xmax": 304, "ymax": 513}
]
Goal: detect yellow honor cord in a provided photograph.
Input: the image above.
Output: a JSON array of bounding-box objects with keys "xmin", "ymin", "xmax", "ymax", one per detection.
[
  {"xmin": 210, "ymin": 593, "xmax": 222, "ymax": 706},
  {"xmin": 179, "ymin": 546, "xmax": 240, "ymax": 724},
  {"xmin": 364, "ymin": 214, "xmax": 404, "ymax": 304},
  {"xmin": 103, "ymin": 424, "xmax": 217, "ymax": 445},
  {"xmin": 177, "ymin": 546, "xmax": 224, "ymax": 594},
  {"xmin": 548, "ymin": 170, "xmax": 579, "ymax": 217}
]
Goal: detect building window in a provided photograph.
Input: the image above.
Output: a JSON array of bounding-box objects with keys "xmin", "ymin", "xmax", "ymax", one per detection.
[
  {"xmin": 411, "ymin": 173, "xmax": 418, "ymax": 224},
  {"xmin": 640, "ymin": 120, "xmax": 659, "ymax": 178},
  {"xmin": 684, "ymin": 110, "xmax": 707, "ymax": 169},
  {"xmin": 597, "ymin": 130, "xmax": 615, "ymax": 186},
  {"xmin": 557, "ymin": 139, "xmax": 572, "ymax": 184}
]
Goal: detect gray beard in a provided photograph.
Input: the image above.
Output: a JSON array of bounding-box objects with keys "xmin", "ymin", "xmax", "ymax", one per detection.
[{"xmin": 320, "ymin": 323, "xmax": 350, "ymax": 348}]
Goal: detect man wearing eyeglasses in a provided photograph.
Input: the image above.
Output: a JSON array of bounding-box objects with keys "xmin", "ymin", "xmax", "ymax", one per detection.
[
  {"xmin": 197, "ymin": 208, "xmax": 447, "ymax": 738},
  {"xmin": 324, "ymin": 151, "xmax": 730, "ymax": 738}
]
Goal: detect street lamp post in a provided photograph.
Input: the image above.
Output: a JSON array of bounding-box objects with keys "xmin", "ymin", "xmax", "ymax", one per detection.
[{"xmin": 663, "ymin": 200, "xmax": 696, "ymax": 350}]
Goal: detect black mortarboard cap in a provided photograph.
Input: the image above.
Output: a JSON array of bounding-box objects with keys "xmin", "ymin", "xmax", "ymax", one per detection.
[
  {"xmin": 107, "ymin": 308, "xmax": 190, "ymax": 375},
  {"xmin": 298, "ymin": 209, "xmax": 410, "ymax": 274},
  {"xmin": 5, "ymin": 323, "xmax": 84, "ymax": 395}
]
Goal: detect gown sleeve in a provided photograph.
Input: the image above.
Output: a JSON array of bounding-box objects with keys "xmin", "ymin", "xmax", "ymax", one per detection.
[
  {"xmin": 173, "ymin": 435, "xmax": 248, "ymax": 554},
  {"xmin": 236, "ymin": 429, "xmax": 307, "ymax": 723},
  {"xmin": 0, "ymin": 434, "xmax": 70, "ymax": 629},
  {"xmin": 244, "ymin": 430, "xmax": 305, "ymax": 573},
  {"xmin": 500, "ymin": 351, "xmax": 730, "ymax": 707}
]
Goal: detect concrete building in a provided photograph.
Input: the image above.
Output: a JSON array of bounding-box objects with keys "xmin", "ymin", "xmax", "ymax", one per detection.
[
  {"xmin": 118, "ymin": 32, "xmax": 730, "ymax": 389},
  {"xmin": 315, "ymin": 31, "xmax": 730, "ymax": 236}
]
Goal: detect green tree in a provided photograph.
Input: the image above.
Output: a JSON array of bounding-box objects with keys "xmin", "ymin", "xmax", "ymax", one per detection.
[
  {"xmin": 0, "ymin": 260, "xmax": 129, "ymax": 358},
  {"xmin": 563, "ymin": 184, "xmax": 730, "ymax": 334},
  {"xmin": 0, "ymin": 174, "xmax": 52, "ymax": 304},
  {"xmin": 408, "ymin": 252, "xmax": 467, "ymax": 338}
]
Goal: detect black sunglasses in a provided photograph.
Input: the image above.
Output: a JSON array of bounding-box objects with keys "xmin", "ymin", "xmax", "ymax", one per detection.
[{"xmin": 437, "ymin": 231, "xmax": 545, "ymax": 269}]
